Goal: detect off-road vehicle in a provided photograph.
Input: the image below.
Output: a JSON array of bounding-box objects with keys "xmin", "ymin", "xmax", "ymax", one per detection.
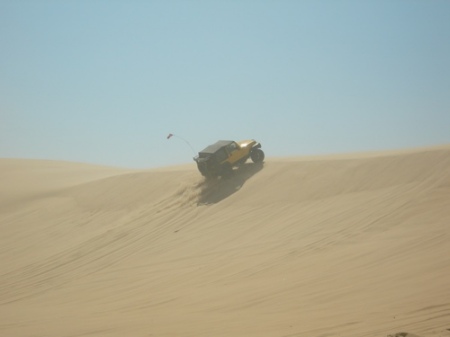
[{"xmin": 193, "ymin": 139, "xmax": 264, "ymax": 178}]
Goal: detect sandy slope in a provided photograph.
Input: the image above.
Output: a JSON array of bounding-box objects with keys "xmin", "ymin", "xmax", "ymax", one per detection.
[{"xmin": 1, "ymin": 147, "xmax": 450, "ymax": 337}]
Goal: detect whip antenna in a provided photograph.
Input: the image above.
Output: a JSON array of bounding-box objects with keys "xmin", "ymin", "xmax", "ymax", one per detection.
[{"xmin": 167, "ymin": 133, "xmax": 196, "ymax": 155}]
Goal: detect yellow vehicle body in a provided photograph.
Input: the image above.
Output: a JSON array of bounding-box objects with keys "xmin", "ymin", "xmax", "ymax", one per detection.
[{"xmin": 224, "ymin": 139, "xmax": 256, "ymax": 166}]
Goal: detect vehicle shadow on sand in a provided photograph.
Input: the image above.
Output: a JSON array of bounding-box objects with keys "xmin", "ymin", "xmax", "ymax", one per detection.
[{"xmin": 197, "ymin": 162, "xmax": 264, "ymax": 205}]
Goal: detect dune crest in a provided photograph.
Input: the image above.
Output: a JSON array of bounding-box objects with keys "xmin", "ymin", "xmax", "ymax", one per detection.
[{"xmin": 1, "ymin": 146, "xmax": 450, "ymax": 337}]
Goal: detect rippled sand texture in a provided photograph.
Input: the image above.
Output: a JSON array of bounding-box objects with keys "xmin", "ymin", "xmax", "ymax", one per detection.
[{"xmin": 1, "ymin": 146, "xmax": 450, "ymax": 337}]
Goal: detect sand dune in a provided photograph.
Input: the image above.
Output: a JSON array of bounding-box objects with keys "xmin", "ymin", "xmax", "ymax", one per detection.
[{"xmin": 1, "ymin": 146, "xmax": 450, "ymax": 337}]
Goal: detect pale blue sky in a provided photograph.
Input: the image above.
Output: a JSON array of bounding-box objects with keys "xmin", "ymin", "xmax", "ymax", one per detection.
[{"xmin": 1, "ymin": 1, "xmax": 449, "ymax": 168}]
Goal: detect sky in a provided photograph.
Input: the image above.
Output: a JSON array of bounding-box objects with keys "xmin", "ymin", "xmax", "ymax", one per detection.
[{"xmin": 1, "ymin": 0, "xmax": 450, "ymax": 169}]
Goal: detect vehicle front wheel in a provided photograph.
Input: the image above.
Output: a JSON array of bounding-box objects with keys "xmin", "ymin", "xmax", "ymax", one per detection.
[{"xmin": 250, "ymin": 149, "xmax": 265, "ymax": 163}]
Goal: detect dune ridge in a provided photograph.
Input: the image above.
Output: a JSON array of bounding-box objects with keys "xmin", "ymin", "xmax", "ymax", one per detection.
[{"xmin": 1, "ymin": 146, "xmax": 450, "ymax": 337}]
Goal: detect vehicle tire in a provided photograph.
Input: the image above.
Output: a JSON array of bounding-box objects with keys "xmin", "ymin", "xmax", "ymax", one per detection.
[
  {"xmin": 250, "ymin": 149, "xmax": 265, "ymax": 163},
  {"xmin": 221, "ymin": 163, "xmax": 234, "ymax": 178}
]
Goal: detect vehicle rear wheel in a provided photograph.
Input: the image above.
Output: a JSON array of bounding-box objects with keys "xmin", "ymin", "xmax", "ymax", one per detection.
[
  {"xmin": 250, "ymin": 149, "xmax": 265, "ymax": 163},
  {"xmin": 221, "ymin": 163, "xmax": 234, "ymax": 178}
]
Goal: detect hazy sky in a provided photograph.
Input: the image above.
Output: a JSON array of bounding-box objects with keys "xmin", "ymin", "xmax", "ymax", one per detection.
[{"xmin": 1, "ymin": 1, "xmax": 449, "ymax": 168}]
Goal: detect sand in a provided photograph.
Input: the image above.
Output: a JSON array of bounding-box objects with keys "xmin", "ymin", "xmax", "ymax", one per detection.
[{"xmin": 1, "ymin": 146, "xmax": 450, "ymax": 337}]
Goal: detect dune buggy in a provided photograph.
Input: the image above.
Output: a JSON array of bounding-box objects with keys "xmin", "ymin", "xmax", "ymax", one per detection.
[{"xmin": 193, "ymin": 139, "xmax": 264, "ymax": 178}]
